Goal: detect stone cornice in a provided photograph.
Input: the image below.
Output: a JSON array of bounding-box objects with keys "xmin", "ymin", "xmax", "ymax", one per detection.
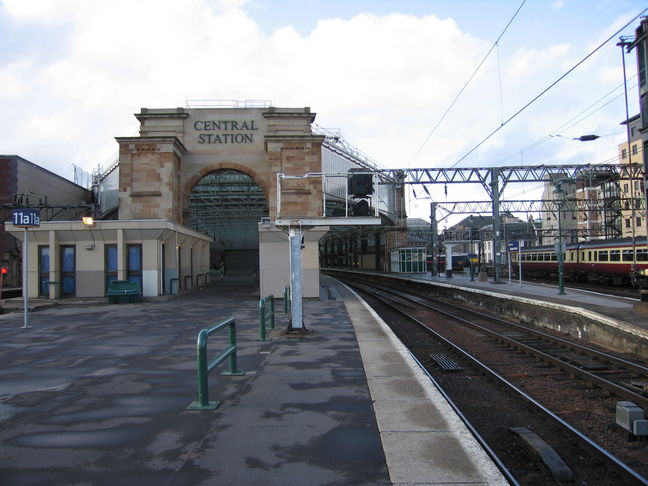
[
  {"xmin": 264, "ymin": 134, "xmax": 325, "ymax": 144},
  {"xmin": 115, "ymin": 136, "xmax": 187, "ymax": 154},
  {"xmin": 135, "ymin": 108, "xmax": 189, "ymax": 123}
]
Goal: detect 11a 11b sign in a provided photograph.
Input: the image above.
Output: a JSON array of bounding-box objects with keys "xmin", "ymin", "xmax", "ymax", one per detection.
[{"xmin": 11, "ymin": 208, "xmax": 40, "ymax": 228}]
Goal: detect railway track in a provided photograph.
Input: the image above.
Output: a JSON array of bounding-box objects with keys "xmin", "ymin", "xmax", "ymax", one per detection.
[{"xmin": 338, "ymin": 275, "xmax": 648, "ymax": 486}]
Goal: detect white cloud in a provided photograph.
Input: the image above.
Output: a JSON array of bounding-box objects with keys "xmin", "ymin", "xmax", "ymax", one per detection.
[{"xmin": 0, "ymin": 0, "xmax": 637, "ymax": 218}]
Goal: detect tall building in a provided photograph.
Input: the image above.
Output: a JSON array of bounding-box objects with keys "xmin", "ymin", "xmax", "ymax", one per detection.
[{"xmin": 617, "ymin": 114, "xmax": 646, "ymax": 237}]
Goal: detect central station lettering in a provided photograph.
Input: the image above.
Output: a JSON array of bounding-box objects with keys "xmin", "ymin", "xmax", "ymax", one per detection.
[{"xmin": 194, "ymin": 119, "xmax": 258, "ymax": 144}]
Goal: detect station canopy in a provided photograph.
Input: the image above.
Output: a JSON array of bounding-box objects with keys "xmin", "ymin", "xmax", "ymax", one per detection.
[{"xmin": 187, "ymin": 169, "xmax": 268, "ymax": 250}]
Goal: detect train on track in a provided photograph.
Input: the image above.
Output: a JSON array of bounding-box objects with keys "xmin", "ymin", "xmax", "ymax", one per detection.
[{"xmin": 510, "ymin": 237, "xmax": 648, "ymax": 287}]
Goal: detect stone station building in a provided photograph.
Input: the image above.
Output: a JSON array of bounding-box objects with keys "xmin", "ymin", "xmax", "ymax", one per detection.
[{"xmin": 6, "ymin": 105, "xmax": 405, "ymax": 300}]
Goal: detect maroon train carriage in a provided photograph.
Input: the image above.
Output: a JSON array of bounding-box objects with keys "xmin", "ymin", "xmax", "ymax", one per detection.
[{"xmin": 512, "ymin": 237, "xmax": 648, "ymax": 287}]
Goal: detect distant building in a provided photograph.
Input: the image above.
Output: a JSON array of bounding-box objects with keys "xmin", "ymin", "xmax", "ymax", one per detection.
[
  {"xmin": 618, "ymin": 114, "xmax": 646, "ymax": 238},
  {"xmin": 0, "ymin": 155, "xmax": 92, "ymax": 287},
  {"xmin": 541, "ymin": 174, "xmax": 578, "ymax": 244}
]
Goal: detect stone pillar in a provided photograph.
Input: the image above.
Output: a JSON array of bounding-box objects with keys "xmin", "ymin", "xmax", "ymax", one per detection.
[{"xmin": 115, "ymin": 136, "xmax": 186, "ymax": 223}]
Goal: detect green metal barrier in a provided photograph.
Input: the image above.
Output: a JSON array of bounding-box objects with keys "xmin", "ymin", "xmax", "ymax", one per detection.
[
  {"xmin": 258, "ymin": 295, "xmax": 275, "ymax": 341},
  {"xmin": 187, "ymin": 317, "xmax": 245, "ymax": 410},
  {"xmin": 283, "ymin": 285, "xmax": 291, "ymax": 315}
]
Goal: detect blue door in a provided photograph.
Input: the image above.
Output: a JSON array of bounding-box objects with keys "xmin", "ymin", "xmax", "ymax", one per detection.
[{"xmin": 60, "ymin": 246, "xmax": 76, "ymax": 296}]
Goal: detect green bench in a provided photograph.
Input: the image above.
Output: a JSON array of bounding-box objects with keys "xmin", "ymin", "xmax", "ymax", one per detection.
[{"xmin": 106, "ymin": 280, "xmax": 141, "ymax": 304}]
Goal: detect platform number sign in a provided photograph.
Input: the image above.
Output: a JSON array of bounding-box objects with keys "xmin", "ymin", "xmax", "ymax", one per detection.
[{"xmin": 11, "ymin": 208, "xmax": 40, "ymax": 228}]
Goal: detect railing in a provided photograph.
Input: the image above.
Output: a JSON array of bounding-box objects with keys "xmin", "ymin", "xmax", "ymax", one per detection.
[
  {"xmin": 196, "ymin": 273, "xmax": 207, "ymax": 288},
  {"xmin": 284, "ymin": 285, "xmax": 291, "ymax": 315},
  {"xmin": 187, "ymin": 317, "xmax": 245, "ymax": 410},
  {"xmin": 184, "ymin": 275, "xmax": 193, "ymax": 290},
  {"xmin": 170, "ymin": 278, "xmax": 179, "ymax": 295},
  {"xmin": 258, "ymin": 295, "xmax": 275, "ymax": 341}
]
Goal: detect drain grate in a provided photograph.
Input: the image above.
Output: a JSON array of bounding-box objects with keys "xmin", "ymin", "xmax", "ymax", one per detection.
[{"xmin": 430, "ymin": 354, "xmax": 463, "ymax": 371}]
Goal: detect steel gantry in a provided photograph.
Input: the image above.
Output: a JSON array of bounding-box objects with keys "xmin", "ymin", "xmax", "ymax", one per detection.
[{"xmin": 375, "ymin": 163, "xmax": 645, "ymax": 282}]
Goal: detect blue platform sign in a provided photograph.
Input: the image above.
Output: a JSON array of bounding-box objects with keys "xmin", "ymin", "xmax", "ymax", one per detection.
[
  {"xmin": 11, "ymin": 208, "xmax": 41, "ymax": 228},
  {"xmin": 508, "ymin": 240, "xmax": 520, "ymax": 251}
]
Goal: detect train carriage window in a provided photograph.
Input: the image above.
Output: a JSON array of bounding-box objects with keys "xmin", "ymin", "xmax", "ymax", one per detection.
[
  {"xmin": 593, "ymin": 251, "xmax": 597, "ymax": 261},
  {"xmin": 588, "ymin": 251, "xmax": 592, "ymax": 261},
  {"xmin": 581, "ymin": 251, "xmax": 585, "ymax": 261},
  {"xmin": 622, "ymin": 249, "xmax": 634, "ymax": 261},
  {"xmin": 638, "ymin": 249, "xmax": 647, "ymax": 262},
  {"xmin": 610, "ymin": 250, "xmax": 620, "ymax": 262},
  {"xmin": 598, "ymin": 250, "xmax": 608, "ymax": 262},
  {"xmin": 531, "ymin": 253, "xmax": 537, "ymax": 261},
  {"xmin": 549, "ymin": 252, "xmax": 556, "ymax": 261}
]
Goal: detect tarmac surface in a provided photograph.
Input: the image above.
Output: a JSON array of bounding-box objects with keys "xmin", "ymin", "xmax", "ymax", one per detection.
[{"xmin": 0, "ymin": 276, "xmax": 390, "ymax": 486}]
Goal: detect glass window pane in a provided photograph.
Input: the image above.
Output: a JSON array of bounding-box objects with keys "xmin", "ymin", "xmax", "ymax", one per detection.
[
  {"xmin": 106, "ymin": 246, "xmax": 118, "ymax": 271},
  {"xmin": 40, "ymin": 247, "xmax": 50, "ymax": 272},
  {"xmin": 62, "ymin": 247, "xmax": 75, "ymax": 271},
  {"xmin": 128, "ymin": 246, "xmax": 141, "ymax": 271}
]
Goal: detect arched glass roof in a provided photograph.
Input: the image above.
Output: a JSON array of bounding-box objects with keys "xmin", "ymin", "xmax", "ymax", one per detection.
[{"xmin": 187, "ymin": 169, "xmax": 268, "ymax": 250}]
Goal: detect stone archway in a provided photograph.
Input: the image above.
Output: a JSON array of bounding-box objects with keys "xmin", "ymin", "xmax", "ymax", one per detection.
[{"xmin": 187, "ymin": 168, "xmax": 269, "ymax": 274}]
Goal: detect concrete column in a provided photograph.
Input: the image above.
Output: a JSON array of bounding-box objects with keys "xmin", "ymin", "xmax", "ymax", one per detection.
[
  {"xmin": 48, "ymin": 230, "xmax": 58, "ymax": 299},
  {"xmin": 117, "ymin": 228, "xmax": 126, "ymax": 280},
  {"xmin": 444, "ymin": 243, "xmax": 457, "ymax": 277}
]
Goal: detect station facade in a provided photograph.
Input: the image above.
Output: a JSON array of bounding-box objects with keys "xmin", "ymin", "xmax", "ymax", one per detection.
[{"xmin": 6, "ymin": 105, "xmax": 407, "ymax": 300}]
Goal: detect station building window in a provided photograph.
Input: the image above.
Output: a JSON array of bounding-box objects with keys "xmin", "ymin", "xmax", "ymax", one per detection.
[
  {"xmin": 105, "ymin": 244, "xmax": 118, "ymax": 291},
  {"xmin": 38, "ymin": 246, "xmax": 49, "ymax": 297},
  {"xmin": 127, "ymin": 244, "xmax": 142, "ymax": 289},
  {"xmin": 390, "ymin": 248, "xmax": 426, "ymax": 273},
  {"xmin": 60, "ymin": 246, "xmax": 76, "ymax": 296}
]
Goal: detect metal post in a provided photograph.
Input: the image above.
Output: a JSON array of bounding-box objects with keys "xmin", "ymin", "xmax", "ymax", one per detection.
[
  {"xmin": 557, "ymin": 199, "xmax": 566, "ymax": 295},
  {"xmin": 490, "ymin": 168, "xmax": 502, "ymax": 283},
  {"xmin": 518, "ymin": 242, "xmax": 522, "ymax": 287},
  {"xmin": 196, "ymin": 330, "xmax": 210, "ymax": 407},
  {"xmin": 22, "ymin": 228, "xmax": 30, "ymax": 329},
  {"xmin": 507, "ymin": 245, "xmax": 512, "ymax": 285},
  {"xmin": 430, "ymin": 202, "xmax": 437, "ymax": 276},
  {"xmin": 227, "ymin": 320, "xmax": 239, "ymax": 374},
  {"xmin": 289, "ymin": 225, "xmax": 304, "ymax": 330}
]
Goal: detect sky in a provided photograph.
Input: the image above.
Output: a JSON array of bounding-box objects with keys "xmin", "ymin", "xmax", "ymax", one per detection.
[{"xmin": 0, "ymin": 0, "xmax": 646, "ymax": 222}]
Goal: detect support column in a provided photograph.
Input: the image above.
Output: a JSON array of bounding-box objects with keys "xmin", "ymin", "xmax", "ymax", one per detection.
[
  {"xmin": 490, "ymin": 168, "xmax": 502, "ymax": 283},
  {"xmin": 48, "ymin": 230, "xmax": 58, "ymax": 299},
  {"xmin": 289, "ymin": 224, "xmax": 304, "ymax": 330},
  {"xmin": 430, "ymin": 202, "xmax": 437, "ymax": 276},
  {"xmin": 117, "ymin": 228, "xmax": 126, "ymax": 280},
  {"xmin": 444, "ymin": 243, "xmax": 457, "ymax": 277}
]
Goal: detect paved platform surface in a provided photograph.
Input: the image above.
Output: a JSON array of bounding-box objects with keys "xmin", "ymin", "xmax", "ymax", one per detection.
[
  {"xmin": 0, "ymin": 277, "xmax": 387, "ymax": 485},
  {"xmin": 411, "ymin": 272, "xmax": 647, "ymax": 330},
  {"xmin": 0, "ymin": 275, "xmax": 507, "ymax": 486}
]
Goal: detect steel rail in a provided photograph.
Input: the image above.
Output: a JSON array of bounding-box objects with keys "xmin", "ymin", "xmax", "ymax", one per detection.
[
  {"xmin": 347, "ymin": 274, "xmax": 648, "ymax": 376},
  {"xmin": 393, "ymin": 283, "xmax": 648, "ymax": 376},
  {"xmin": 359, "ymin": 279, "xmax": 648, "ymax": 408},
  {"xmin": 352, "ymin": 282, "xmax": 648, "ymax": 485}
]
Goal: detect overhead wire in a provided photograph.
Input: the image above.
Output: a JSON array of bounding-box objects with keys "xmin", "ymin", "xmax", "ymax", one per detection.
[
  {"xmin": 449, "ymin": 7, "xmax": 648, "ymax": 169},
  {"xmin": 493, "ymin": 78, "xmax": 637, "ymax": 166},
  {"xmin": 406, "ymin": 0, "xmax": 527, "ymax": 166}
]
